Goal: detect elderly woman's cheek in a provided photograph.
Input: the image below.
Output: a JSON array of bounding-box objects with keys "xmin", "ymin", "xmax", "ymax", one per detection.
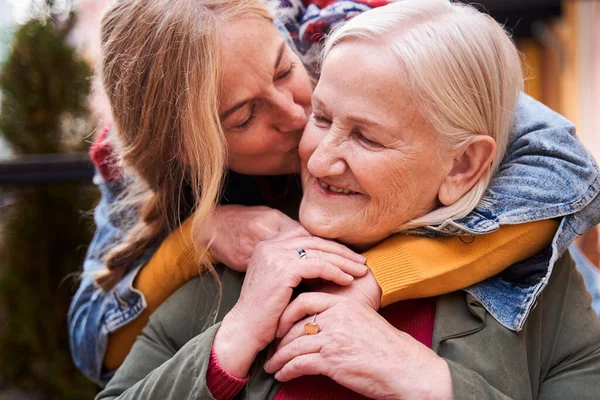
[
  {"xmin": 365, "ymin": 182, "xmax": 411, "ymax": 234},
  {"xmin": 362, "ymin": 158, "xmax": 439, "ymax": 234},
  {"xmin": 368, "ymin": 162, "xmax": 411, "ymax": 217}
]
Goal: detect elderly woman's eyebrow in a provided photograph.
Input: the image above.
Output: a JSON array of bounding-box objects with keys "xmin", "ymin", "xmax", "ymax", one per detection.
[
  {"xmin": 313, "ymin": 96, "xmax": 382, "ymax": 128},
  {"xmin": 346, "ymin": 114, "xmax": 383, "ymax": 128}
]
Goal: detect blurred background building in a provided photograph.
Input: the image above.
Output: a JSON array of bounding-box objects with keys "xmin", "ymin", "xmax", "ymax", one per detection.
[
  {"xmin": 0, "ymin": 0, "xmax": 597, "ymax": 399},
  {"xmin": 510, "ymin": 0, "xmax": 600, "ymax": 161}
]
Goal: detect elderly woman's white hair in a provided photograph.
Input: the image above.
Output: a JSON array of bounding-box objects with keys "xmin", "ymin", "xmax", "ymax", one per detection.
[{"xmin": 323, "ymin": 0, "xmax": 524, "ymax": 230}]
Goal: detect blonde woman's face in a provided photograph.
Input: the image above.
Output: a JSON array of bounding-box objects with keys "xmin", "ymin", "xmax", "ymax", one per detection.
[
  {"xmin": 219, "ymin": 18, "xmax": 312, "ymax": 175},
  {"xmin": 299, "ymin": 42, "xmax": 453, "ymax": 249}
]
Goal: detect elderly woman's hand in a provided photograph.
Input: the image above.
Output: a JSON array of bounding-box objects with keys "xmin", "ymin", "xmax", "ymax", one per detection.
[
  {"xmin": 213, "ymin": 228, "xmax": 368, "ymax": 378},
  {"xmin": 265, "ymin": 293, "xmax": 453, "ymax": 400}
]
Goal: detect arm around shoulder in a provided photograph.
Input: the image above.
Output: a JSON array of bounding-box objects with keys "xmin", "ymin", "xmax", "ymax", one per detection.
[{"xmin": 366, "ymin": 220, "xmax": 558, "ymax": 307}]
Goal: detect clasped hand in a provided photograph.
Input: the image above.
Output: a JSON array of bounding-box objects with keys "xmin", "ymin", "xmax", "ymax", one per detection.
[
  {"xmin": 212, "ymin": 225, "xmax": 368, "ymax": 378},
  {"xmin": 208, "ymin": 205, "xmax": 451, "ymax": 399}
]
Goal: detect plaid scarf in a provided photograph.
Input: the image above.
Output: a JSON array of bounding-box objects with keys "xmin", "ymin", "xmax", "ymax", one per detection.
[{"xmin": 273, "ymin": 0, "xmax": 390, "ymax": 75}]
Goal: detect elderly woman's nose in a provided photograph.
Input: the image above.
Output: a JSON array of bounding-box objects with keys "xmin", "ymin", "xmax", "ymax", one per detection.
[{"xmin": 307, "ymin": 137, "xmax": 346, "ymax": 177}]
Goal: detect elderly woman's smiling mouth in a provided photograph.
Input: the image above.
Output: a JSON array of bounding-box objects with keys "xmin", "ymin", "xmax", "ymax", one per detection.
[{"xmin": 315, "ymin": 178, "xmax": 363, "ymax": 196}]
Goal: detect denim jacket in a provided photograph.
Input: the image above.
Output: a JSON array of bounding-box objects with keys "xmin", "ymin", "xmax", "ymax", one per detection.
[
  {"xmin": 68, "ymin": 0, "xmax": 600, "ymax": 387},
  {"xmin": 407, "ymin": 95, "xmax": 600, "ymax": 332}
]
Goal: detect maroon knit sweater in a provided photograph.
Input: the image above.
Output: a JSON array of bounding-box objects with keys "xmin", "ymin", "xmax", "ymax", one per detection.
[{"xmin": 207, "ymin": 298, "xmax": 437, "ymax": 400}]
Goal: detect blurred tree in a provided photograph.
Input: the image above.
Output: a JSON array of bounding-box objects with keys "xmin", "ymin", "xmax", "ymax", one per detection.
[{"xmin": 0, "ymin": 2, "xmax": 97, "ymax": 398}]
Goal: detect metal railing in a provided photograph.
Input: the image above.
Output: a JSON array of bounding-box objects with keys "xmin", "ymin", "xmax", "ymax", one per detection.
[{"xmin": 0, "ymin": 153, "xmax": 94, "ymax": 185}]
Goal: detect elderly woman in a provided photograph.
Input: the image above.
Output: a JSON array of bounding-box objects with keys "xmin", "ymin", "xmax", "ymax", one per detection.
[{"xmin": 96, "ymin": 1, "xmax": 600, "ymax": 398}]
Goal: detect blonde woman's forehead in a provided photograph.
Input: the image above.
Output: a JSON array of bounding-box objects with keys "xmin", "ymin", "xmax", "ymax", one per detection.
[{"xmin": 218, "ymin": 18, "xmax": 287, "ymax": 111}]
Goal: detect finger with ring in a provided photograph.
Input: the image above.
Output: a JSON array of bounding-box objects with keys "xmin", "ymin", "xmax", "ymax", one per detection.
[
  {"xmin": 277, "ymin": 292, "xmax": 339, "ymax": 339},
  {"xmin": 304, "ymin": 314, "xmax": 320, "ymax": 335},
  {"xmin": 298, "ymin": 248, "xmax": 307, "ymax": 259}
]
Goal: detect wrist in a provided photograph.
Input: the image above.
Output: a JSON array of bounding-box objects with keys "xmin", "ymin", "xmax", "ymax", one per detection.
[
  {"xmin": 383, "ymin": 345, "xmax": 452, "ymax": 400},
  {"xmin": 213, "ymin": 310, "xmax": 263, "ymax": 378},
  {"xmin": 428, "ymin": 358, "xmax": 453, "ymax": 400},
  {"xmin": 364, "ymin": 270, "xmax": 383, "ymax": 310}
]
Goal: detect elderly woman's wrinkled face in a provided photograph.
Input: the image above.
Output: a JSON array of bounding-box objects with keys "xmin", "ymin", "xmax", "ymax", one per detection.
[
  {"xmin": 219, "ymin": 18, "xmax": 313, "ymax": 175},
  {"xmin": 299, "ymin": 42, "xmax": 454, "ymax": 249}
]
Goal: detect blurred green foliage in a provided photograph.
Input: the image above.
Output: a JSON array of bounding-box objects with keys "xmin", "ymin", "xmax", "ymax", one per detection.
[
  {"xmin": 0, "ymin": 15, "xmax": 90, "ymax": 153},
  {"xmin": 0, "ymin": 9, "xmax": 98, "ymax": 399}
]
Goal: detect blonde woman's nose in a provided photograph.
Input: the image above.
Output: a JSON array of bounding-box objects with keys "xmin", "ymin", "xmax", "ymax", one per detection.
[{"xmin": 273, "ymin": 94, "xmax": 308, "ymax": 133}]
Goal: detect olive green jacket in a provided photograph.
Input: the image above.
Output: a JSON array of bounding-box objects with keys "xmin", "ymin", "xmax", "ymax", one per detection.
[{"xmin": 97, "ymin": 253, "xmax": 600, "ymax": 399}]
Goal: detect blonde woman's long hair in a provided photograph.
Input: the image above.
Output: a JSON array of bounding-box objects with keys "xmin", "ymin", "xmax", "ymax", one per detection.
[
  {"xmin": 95, "ymin": 0, "xmax": 273, "ymax": 290},
  {"xmin": 323, "ymin": 0, "xmax": 524, "ymax": 231}
]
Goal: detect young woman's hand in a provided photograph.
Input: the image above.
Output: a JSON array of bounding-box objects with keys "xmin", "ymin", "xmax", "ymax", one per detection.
[
  {"xmin": 212, "ymin": 228, "xmax": 368, "ymax": 378},
  {"xmin": 206, "ymin": 205, "xmax": 301, "ymax": 271}
]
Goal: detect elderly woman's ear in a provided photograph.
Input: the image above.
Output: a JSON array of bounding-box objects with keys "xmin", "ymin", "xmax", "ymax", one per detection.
[{"xmin": 438, "ymin": 135, "xmax": 496, "ymax": 206}]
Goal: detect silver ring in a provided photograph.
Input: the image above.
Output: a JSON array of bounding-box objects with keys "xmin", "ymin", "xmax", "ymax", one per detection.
[{"xmin": 298, "ymin": 248, "xmax": 307, "ymax": 259}]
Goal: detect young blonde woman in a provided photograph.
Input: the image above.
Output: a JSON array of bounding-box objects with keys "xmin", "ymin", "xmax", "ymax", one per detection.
[
  {"xmin": 68, "ymin": 0, "xmax": 600, "ymax": 386},
  {"xmin": 96, "ymin": 1, "xmax": 600, "ymax": 398}
]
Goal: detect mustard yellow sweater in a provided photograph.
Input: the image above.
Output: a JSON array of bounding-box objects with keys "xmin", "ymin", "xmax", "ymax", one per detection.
[{"xmin": 104, "ymin": 219, "xmax": 558, "ymax": 370}]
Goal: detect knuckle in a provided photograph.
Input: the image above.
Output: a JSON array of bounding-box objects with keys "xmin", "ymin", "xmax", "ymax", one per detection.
[
  {"xmin": 272, "ymin": 208, "xmax": 286, "ymax": 219},
  {"xmin": 266, "ymin": 208, "xmax": 281, "ymax": 220},
  {"xmin": 254, "ymin": 240, "xmax": 268, "ymax": 253},
  {"xmin": 296, "ymin": 292, "xmax": 312, "ymax": 306},
  {"xmin": 261, "ymin": 239, "xmax": 280, "ymax": 254},
  {"xmin": 255, "ymin": 206, "xmax": 271, "ymax": 213},
  {"xmin": 315, "ymin": 249, "xmax": 324, "ymax": 261},
  {"xmin": 307, "ymin": 258, "xmax": 320, "ymax": 268},
  {"xmin": 289, "ymin": 340, "xmax": 301, "ymax": 356}
]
